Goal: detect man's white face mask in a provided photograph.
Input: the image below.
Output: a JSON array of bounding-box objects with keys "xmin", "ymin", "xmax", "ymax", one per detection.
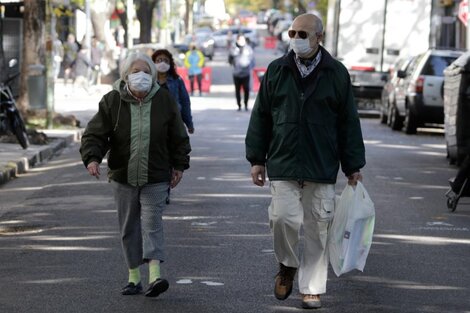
[{"xmin": 290, "ymin": 38, "xmax": 314, "ymax": 58}]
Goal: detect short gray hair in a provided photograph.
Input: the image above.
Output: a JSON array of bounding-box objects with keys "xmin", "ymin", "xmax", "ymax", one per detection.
[{"xmin": 120, "ymin": 52, "xmax": 157, "ymax": 82}]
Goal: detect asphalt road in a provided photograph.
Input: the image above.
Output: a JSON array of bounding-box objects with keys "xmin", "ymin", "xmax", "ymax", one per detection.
[{"xmin": 1, "ymin": 43, "xmax": 470, "ymax": 313}]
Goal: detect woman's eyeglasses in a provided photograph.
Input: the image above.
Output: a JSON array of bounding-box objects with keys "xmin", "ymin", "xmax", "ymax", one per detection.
[{"xmin": 288, "ymin": 30, "xmax": 310, "ymax": 39}]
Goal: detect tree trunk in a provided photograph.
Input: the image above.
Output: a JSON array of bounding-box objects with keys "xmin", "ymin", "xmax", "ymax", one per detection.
[
  {"xmin": 0, "ymin": 12, "xmax": 6, "ymax": 83},
  {"xmin": 90, "ymin": 0, "xmax": 115, "ymax": 42},
  {"xmin": 18, "ymin": 0, "xmax": 46, "ymax": 112},
  {"xmin": 185, "ymin": 0, "xmax": 193, "ymax": 34},
  {"xmin": 136, "ymin": 0, "xmax": 158, "ymax": 44}
]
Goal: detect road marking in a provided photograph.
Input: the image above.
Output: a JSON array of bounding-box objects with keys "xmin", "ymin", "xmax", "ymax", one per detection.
[
  {"xmin": 191, "ymin": 222, "xmax": 218, "ymax": 226},
  {"xmin": 427, "ymin": 222, "xmax": 453, "ymax": 226},
  {"xmin": 201, "ymin": 281, "xmax": 224, "ymax": 286},
  {"xmin": 176, "ymin": 279, "xmax": 193, "ymax": 284},
  {"xmin": 409, "ymin": 196, "xmax": 423, "ymax": 200}
]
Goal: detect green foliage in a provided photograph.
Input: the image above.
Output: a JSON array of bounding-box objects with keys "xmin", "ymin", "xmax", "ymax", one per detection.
[{"xmin": 224, "ymin": 0, "xmax": 328, "ymax": 24}]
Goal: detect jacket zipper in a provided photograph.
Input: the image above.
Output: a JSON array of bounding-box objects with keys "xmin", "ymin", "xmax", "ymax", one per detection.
[
  {"xmin": 136, "ymin": 101, "xmax": 142, "ymax": 185},
  {"xmin": 298, "ymin": 92, "xmax": 305, "ymax": 186}
]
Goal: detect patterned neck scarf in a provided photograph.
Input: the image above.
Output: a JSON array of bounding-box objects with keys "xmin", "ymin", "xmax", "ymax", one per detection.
[{"xmin": 294, "ymin": 49, "xmax": 322, "ymax": 78}]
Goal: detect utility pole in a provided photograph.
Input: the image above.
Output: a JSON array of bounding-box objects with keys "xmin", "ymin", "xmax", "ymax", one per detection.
[
  {"xmin": 45, "ymin": 0, "xmax": 55, "ymax": 129},
  {"xmin": 127, "ymin": 0, "xmax": 133, "ymax": 48}
]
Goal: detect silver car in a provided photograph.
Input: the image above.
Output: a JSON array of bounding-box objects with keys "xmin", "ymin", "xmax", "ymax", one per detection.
[{"xmin": 211, "ymin": 27, "xmax": 259, "ymax": 49}]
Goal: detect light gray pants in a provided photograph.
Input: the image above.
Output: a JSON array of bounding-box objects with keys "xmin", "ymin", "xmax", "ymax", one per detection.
[
  {"xmin": 111, "ymin": 180, "xmax": 168, "ymax": 269},
  {"xmin": 269, "ymin": 181, "xmax": 335, "ymax": 295}
]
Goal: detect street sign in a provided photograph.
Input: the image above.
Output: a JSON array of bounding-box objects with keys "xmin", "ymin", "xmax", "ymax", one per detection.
[{"xmin": 459, "ymin": 0, "xmax": 468, "ymax": 27}]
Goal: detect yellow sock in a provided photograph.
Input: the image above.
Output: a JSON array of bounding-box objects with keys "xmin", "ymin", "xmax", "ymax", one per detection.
[
  {"xmin": 149, "ymin": 260, "xmax": 161, "ymax": 283},
  {"xmin": 128, "ymin": 267, "xmax": 141, "ymax": 284}
]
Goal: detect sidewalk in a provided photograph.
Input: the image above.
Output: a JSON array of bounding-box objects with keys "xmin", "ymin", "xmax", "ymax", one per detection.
[{"xmin": 0, "ymin": 129, "xmax": 83, "ymax": 186}]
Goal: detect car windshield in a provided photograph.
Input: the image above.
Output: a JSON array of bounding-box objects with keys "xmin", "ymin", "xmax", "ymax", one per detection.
[{"xmin": 421, "ymin": 55, "xmax": 458, "ymax": 76}]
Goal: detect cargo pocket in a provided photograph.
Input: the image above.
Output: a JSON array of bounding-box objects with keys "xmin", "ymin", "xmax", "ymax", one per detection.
[{"xmin": 318, "ymin": 198, "xmax": 335, "ymax": 222}]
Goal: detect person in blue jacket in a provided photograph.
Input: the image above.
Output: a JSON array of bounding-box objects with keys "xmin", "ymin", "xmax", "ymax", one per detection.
[
  {"xmin": 184, "ymin": 44, "xmax": 205, "ymax": 96},
  {"xmin": 152, "ymin": 49, "xmax": 194, "ymax": 204}
]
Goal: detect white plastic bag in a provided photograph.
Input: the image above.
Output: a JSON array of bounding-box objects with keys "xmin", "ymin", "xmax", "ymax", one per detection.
[{"xmin": 328, "ymin": 181, "xmax": 375, "ymax": 277}]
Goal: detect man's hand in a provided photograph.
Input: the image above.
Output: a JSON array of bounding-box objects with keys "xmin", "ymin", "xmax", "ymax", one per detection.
[
  {"xmin": 170, "ymin": 169, "xmax": 183, "ymax": 188},
  {"xmin": 251, "ymin": 165, "xmax": 266, "ymax": 187},
  {"xmin": 347, "ymin": 172, "xmax": 363, "ymax": 186},
  {"xmin": 87, "ymin": 161, "xmax": 100, "ymax": 179},
  {"xmin": 188, "ymin": 127, "xmax": 195, "ymax": 134}
]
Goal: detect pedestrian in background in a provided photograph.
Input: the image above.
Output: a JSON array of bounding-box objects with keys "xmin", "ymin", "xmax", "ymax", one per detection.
[
  {"xmin": 184, "ymin": 44, "xmax": 205, "ymax": 96},
  {"xmin": 245, "ymin": 13, "xmax": 365, "ymax": 310},
  {"xmin": 90, "ymin": 36, "xmax": 103, "ymax": 86},
  {"xmin": 73, "ymin": 45, "xmax": 92, "ymax": 94},
  {"xmin": 52, "ymin": 36, "xmax": 64, "ymax": 81},
  {"xmin": 229, "ymin": 34, "xmax": 255, "ymax": 111},
  {"xmin": 80, "ymin": 52, "xmax": 191, "ymax": 298},
  {"xmin": 62, "ymin": 33, "xmax": 79, "ymax": 88},
  {"xmin": 152, "ymin": 48, "xmax": 194, "ymax": 204}
]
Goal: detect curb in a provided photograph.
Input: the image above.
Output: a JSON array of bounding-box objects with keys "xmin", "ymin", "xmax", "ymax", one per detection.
[{"xmin": 0, "ymin": 129, "xmax": 83, "ymax": 186}]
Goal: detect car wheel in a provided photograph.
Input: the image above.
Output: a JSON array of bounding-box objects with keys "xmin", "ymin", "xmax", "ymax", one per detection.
[
  {"xmin": 404, "ymin": 106, "xmax": 418, "ymax": 134},
  {"xmin": 389, "ymin": 104, "xmax": 403, "ymax": 130}
]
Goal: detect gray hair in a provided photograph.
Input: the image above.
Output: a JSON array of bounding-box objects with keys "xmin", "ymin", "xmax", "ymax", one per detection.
[{"xmin": 119, "ymin": 52, "xmax": 157, "ymax": 82}]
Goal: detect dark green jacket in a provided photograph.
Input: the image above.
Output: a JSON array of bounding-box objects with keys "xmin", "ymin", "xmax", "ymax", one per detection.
[
  {"xmin": 245, "ymin": 47, "xmax": 365, "ymax": 184},
  {"xmin": 80, "ymin": 80, "xmax": 191, "ymax": 186}
]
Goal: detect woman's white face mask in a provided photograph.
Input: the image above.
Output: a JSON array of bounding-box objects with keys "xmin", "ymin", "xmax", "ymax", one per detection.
[
  {"xmin": 290, "ymin": 38, "xmax": 314, "ymax": 58},
  {"xmin": 128, "ymin": 71, "xmax": 153, "ymax": 93},
  {"xmin": 156, "ymin": 62, "xmax": 170, "ymax": 73}
]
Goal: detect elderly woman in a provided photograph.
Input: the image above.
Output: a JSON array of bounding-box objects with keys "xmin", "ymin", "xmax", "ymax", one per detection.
[{"xmin": 80, "ymin": 52, "xmax": 191, "ymax": 297}]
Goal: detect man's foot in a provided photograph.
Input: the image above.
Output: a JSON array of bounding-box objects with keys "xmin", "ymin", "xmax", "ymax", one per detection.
[
  {"xmin": 121, "ymin": 282, "xmax": 142, "ymax": 295},
  {"xmin": 145, "ymin": 278, "xmax": 169, "ymax": 297},
  {"xmin": 301, "ymin": 294, "xmax": 321, "ymax": 309},
  {"xmin": 237, "ymin": 107, "xmax": 241, "ymax": 111},
  {"xmin": 274, "ymin": 263, "xmax": 297, "ymax": 300}
]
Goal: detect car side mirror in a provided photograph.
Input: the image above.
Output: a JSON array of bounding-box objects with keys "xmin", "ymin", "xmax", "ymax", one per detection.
[{"xmin": 397, "ymin": 70, "xmax": 406, "ymax": 78}]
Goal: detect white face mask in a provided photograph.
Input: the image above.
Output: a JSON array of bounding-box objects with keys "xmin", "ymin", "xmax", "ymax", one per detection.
[
  {"xmin": 156, "ymin": 62, "xmax": 170, "ymax": 73},
  {"xmin": 128, "ymin": 71, "xmax": 153, "ymax": 93},
  {"xmin": 290, "ymin": 38, "xmax": 314, "ymax": 58}
]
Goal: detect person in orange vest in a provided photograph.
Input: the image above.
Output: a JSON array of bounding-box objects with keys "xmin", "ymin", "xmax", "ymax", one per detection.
[{"xmin": 184, "ymin": 44, "xmax": 205, "ymax": 96}]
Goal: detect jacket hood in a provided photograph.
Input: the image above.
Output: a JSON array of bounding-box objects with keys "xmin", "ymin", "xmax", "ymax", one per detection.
[{"xmin": 112, "ymin": 79, "xmax": 160, "ymax": 103}]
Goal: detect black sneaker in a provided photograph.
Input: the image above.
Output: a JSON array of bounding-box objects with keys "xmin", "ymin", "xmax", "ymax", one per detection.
[
  {"xmin": 145, "ymin": 278, "xmax": 169, "ymax": 297},
  {"xmin": 121, "ymin": 282, "xmax": 142, "ymax": 295}
]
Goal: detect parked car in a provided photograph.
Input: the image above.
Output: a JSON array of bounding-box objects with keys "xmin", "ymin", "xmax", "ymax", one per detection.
[
  {"xmin": 393, "ymin": 49, "xmax": 464, "ymax": 134},
  {"xmin": 174, "ymin": 33, "xmax": 215, "ymax": 60},
  {"xmin": 211, "ymin": 27, "xmax": 259, "ymax": 48},
  {"xmin": 379, "ymin": 56, "xmax": 414, "ymax": 126}
]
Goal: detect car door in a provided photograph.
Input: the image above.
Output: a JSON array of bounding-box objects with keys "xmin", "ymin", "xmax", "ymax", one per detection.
[
  {"xmin": 421, "ymin": 54, "xmax": 461, "ymax": 107},
  {"xmin": 395, "ymin": 55, "xmax": 420, "ymax": 114}
]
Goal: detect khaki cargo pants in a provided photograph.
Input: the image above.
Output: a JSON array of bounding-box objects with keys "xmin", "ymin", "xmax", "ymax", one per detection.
[{"xmin": 269, "ymin": 180, "xmax": 335, "ymax": 295}]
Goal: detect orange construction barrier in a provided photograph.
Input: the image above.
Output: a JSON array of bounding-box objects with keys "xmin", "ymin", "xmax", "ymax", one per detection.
[
  {"xmin": 252, "ymin": 67, "xmax": 267, "ymax": 92},
  {"xmin": 264, "ymin": 36, "xmax": 277, "ymax": 49},
  {"xmin": 176, "ymin": 67, "xmax": 212, "ymax": 93}
]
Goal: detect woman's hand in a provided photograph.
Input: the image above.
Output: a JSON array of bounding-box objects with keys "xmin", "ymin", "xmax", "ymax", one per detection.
[
  {"xmin": 87, "ymin": 161, "xmax": 100, "ymax": 179},
  {"xmin": 170, "ymin": 169, "xmax": 183, "ymax": 188}
]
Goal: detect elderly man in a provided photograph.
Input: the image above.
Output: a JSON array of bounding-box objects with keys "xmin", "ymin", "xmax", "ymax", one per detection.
[{"xmin": 245, "ymin": 13, "xmax": 365, "ymax": 309}]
